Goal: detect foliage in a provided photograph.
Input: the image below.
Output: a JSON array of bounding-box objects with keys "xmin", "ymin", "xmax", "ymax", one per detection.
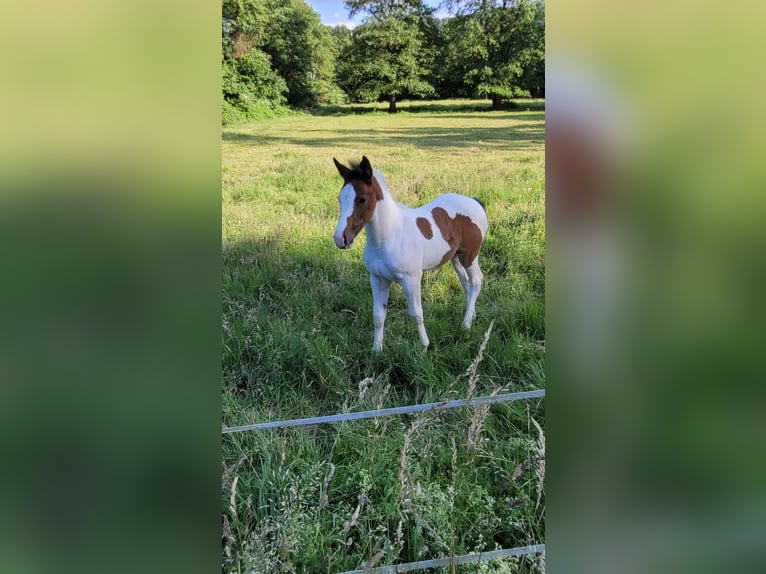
[
  {"xmin": 441, "ymin": 0, "xmax": 546, "ymax": 107},
  {"xmin": 220, "ymin": 0, "xmax": 545, "ymax": 119},
  {"xmin": 517, "ymin": 0, "xmax": 545, "ymax": 97},
  {"xmin": 337, "ymin": 1, "xmax": 437, "ymax": 112},
  {"xmin": 336, "ymin": 15, "xmax": 435, "ymax": 112},
  {"xmin": 221, "ymin": 50, "xmax": 289, "ymax": 124},
  {"xmin": 221, "ymin": 0, "xmax": 345, "ymax": 123},
  {"xmin": 221, "ymin": 101, "xmax": 545, "ymax": 571},
  {"xmin": 221, "ymin": 0, "xmax": 290, "ymax": 122},
  {"xmin": 418, "ymin": 13, "xmax": 448, "ymax": 97},
  {"xmin": 328, "ymin": 24, "xmax": 354, "ymax": 67},
  {"xmin": 222, "ymin": 0, "xmax": 271, "ymax": 50},
  {"xmin": 264, "ymin": 0, "xmax": 346, "ymax": 108},
  {"xmin": 345, "ymin": 0, "xmax": 434, "ymax": 20}
]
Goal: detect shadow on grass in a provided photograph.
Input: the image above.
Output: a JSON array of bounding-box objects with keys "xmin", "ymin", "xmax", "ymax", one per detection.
[
  {"xmin": 222, "ymin": 122, "xmax": 544, "ymax": 150},
  {"xmin": 310, "ymin": 99, "xmax": 545, "ymax": 116}
]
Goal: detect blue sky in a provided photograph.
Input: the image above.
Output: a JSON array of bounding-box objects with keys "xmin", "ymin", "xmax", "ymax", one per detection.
[{"xmin": 304, "ymin": 1, "xmax": 449, "ymax": 28}]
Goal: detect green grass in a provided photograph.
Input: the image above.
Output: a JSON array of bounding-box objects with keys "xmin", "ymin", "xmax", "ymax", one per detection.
[{"xmin": 222, "ymin": 99, "xmax": 545, "ymax": 573}]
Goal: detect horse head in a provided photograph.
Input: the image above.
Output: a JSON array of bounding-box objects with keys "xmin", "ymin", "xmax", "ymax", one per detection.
[{"xmin": 332, "ymin": 156, "xmax": 384, "ymax": 249}]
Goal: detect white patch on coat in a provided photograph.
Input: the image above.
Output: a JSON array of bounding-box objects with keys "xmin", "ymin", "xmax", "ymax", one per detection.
[{"xmin": 334, "ymin": 183, "xmax": 356, "ymax": 248}]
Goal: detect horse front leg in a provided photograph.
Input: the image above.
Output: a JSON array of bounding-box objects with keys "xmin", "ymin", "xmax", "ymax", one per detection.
[
  {"xmin": 370, "ymin": 274, "xmax": 391, "ymax": 351},
  {"xmin": 400, "ymin": 273, "xmax": 429, "ymax": 348}
]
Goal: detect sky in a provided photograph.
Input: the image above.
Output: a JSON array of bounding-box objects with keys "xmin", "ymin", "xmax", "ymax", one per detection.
[{"xmin": 304, "ymin": 1, "xmax": 449, "ymax": 28}]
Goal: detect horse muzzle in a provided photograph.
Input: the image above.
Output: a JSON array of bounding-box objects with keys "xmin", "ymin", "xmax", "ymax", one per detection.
[{"xmin": 334, "ymin": 232, "xmax": 354, "ymax": 249}]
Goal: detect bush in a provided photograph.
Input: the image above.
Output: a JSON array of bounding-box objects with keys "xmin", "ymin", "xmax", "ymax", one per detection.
[
  {"xmin": 221, "ymin": 97, "xmax": 292, "ymax": 126},
  {"xmin": 222, "ymin": 48, "xmax": 292, "ymax": 125},
  {"xmin": 221, "ymin": 99, "xmax": 244, "ymax": 126}
]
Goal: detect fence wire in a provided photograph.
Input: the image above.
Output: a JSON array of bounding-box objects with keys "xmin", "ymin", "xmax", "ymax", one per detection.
[
  {"xmin": 337, "ymin": 543, "xmax": 546, "ymax": 574},
  {"xmin": 222, "ymin": 389, "xmax": 545, "ymax": 434},
  {"xmin": 223, "ymin": 389, "xmax": 546, "ymax": 573}
]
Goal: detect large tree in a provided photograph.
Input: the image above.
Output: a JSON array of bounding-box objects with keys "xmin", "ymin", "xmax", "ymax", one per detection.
[
  {"xmin": 443, "ymin": 0, "xmax": 545, "ymax": 107},
  {"xmin": 337, "ymin": 0, "xmax": 435, "ymax": 112},
  {"xmin": 264, "ymin": 0, "xmax": 345, "ymax": 108}
]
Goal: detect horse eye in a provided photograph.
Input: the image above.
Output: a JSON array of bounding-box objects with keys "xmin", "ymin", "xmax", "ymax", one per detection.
[{"xmin": 358, "ymin": 197, "xmax": 366, "ymax": 204}]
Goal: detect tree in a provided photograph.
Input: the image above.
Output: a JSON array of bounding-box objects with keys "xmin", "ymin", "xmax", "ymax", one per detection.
[
  {"xmin": 264, "ymin": 0, "xmax": 345, "ymax": 108},
  {"xmin": 441, "ymin": 15, "xmax": 488, "ymax": 98},
  {"xmin": 338, "ymin": 18, "xmax": 435, "ymax": 112},
  {"xmin": 345, "ymin": 0, "xmax": 433, "ymax": 21},
  {"xmin": 222, "ymin": 0, "xmax": 270, "ymax": 57},
  {"xmin": 221, "ymin": 0, "xmax": 287, "ymax": 121},
  {"xmin": 418, "ymin": 13, "xmax": 448, "ymax": 97},
  {"xmin": 337, "ymin": 1, "xmax": 435, "ymax": 112},
  {"xmin": 328, "ymin": 24, "xmax": 354, "ymax": 57},
  {"xmin": 442, "ymin": 0, "xmax": 545, "ymax": 108},
  {"xmin": 517, "ymin": 0, "xmax": 545, "ymax": 97}
]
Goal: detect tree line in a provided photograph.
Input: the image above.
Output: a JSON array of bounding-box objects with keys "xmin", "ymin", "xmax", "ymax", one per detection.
[{"xmin": 222, "ymin": 0, "xmax": 544, "ymax": 123}]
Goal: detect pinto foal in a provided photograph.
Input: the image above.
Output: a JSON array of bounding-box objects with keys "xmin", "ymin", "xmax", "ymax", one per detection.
[{"xmin": 333, "ymin": 156, "xmax": 488, "ymax": 350}]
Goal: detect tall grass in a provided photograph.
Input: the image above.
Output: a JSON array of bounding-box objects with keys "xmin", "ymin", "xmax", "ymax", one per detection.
[{"xmin": 222, "ymin": 100, "xmax": 545, "ymax": 572}]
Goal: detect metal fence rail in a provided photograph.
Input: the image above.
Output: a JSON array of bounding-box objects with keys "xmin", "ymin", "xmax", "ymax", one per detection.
[
  {"xmin": 222, "ymin": 389, "xmax": 545, "ymax": 434},
  {"xmin": 337, "ymin": 544, "xmax": 546, "ymax": 574},
  {"xmin": 223, "ymin": 387, "xmax": 546, "ymax": 573}
]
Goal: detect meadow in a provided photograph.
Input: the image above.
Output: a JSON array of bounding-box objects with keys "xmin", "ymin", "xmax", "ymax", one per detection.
[{"xmin": 222, "ymin": 99, "xmax": 545, "ymax": 572}]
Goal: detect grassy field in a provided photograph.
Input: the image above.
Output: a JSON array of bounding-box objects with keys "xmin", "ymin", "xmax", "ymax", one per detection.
[{"xmin": 222, "ymin": 99, "xmax": 545, "ymax": 572}]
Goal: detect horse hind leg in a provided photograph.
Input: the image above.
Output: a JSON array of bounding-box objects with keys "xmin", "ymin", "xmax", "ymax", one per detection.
[
  {"xmin": 454, "ymin": 256, "xmax": 483, "ymax": 329},
  {"xmin": 450, "ymin": 256, "xmax": 471, "ymax": 308}
]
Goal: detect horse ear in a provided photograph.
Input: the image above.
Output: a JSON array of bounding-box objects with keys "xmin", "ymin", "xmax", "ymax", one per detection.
[
  {"xmin": 333, "ymin": 157, "xmax": 351, "ymax": 179},
  {"xmin": 360, "ymin": 156, "xmax": 373, "ymax": 180}
]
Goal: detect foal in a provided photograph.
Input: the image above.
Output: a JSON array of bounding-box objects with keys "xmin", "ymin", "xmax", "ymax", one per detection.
[{"xmin": 333, "ymin": 156, "xmax": 488, "ymax": 350}]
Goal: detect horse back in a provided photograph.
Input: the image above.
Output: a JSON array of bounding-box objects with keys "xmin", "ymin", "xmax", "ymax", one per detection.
[{"xmin": 425, "ymin": 194, "xmax": 488, "ymax": 235}]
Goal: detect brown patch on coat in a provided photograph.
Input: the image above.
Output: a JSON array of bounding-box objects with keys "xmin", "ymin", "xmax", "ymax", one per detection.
[
  {"xmin": 369, "ymin": 176, "xmax": 384, "ymax": 202},
  {"xmin": 416, "ymin": 217, "xmax": 433, "ymax": 239},
  {"xmin": 432, "ymin": 207, "xmax": 484, "ymax": 267}
]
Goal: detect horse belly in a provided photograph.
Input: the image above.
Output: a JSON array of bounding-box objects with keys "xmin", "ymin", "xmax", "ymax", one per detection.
[{"xmin": 421, "ymin": 235, "xmax": 454, "ymax": 270}]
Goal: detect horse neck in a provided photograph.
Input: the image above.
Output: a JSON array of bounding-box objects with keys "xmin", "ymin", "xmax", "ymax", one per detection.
[{"xmin": 366, "ymin": 185, "xmax": 403, "ymax": 248}]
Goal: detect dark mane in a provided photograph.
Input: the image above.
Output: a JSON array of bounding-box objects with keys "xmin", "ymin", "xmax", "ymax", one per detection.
[{"xmin": 345, "ymin": 161, "xmax": 371, "ymax": 182}]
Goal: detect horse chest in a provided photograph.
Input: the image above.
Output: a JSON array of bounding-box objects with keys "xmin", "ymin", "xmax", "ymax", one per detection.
[{"xmin": 363, "ymin": 245, "xmax": 406, "ymax": 281}]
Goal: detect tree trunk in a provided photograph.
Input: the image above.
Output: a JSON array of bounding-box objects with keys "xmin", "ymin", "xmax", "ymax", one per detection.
[
  {"xmin": 388, "ymin": 93, "xmax": 397, "ymax": 113},
  {"xmin": 491, "ymin": 93, "xmax": 502, "ymax": 110}
]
